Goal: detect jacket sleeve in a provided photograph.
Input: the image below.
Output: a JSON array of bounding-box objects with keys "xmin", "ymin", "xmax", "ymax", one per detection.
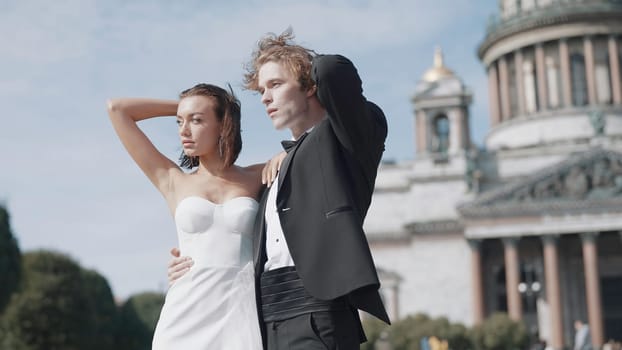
[{"xmin": 311, "ymin": 54, "xmax": 388, "ymax": 170}]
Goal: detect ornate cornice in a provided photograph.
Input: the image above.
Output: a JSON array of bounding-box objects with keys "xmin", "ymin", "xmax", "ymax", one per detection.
[{"xmin": 405, "ymin": 219, "xmax": 464, "ymax": 235}]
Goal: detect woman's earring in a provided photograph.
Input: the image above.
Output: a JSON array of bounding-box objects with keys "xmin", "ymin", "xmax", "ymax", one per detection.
[{"xmin": 218, "ymin": 137, "xmax": 224, "ymax": 159}]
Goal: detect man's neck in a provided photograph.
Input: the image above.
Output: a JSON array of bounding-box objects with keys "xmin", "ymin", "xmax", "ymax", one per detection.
[{"xmin": 291, "ymin": 104, "xmax": 326, "ymax": 140}]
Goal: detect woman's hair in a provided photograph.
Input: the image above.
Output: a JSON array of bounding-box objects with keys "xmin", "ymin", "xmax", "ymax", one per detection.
[
  {"xmin": 243, "ymin": 28, "xmax": 316, "ymax": 92},
  {"xmin": 177, "ymin": 83, "xmax": 242, "ymax": 169}
]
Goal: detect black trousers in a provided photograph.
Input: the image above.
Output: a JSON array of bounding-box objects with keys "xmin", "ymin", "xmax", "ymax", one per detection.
[{"xmin": 264, "ymin": 309, "xmax": 361, "ymax": 350}]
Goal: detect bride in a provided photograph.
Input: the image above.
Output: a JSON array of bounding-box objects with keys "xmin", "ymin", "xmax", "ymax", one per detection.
[{"xmin": 107, "ymin": 84, "xmax": 281, "ymax": 349}]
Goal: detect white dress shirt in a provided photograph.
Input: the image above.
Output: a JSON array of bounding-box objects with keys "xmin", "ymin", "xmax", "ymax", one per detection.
[
  {"xmin": 263, "ymin": 171, "xmax": 295, "ymax": 271},
  {"xmin": 264, "ymin": 126, "xmax": 318, "ymax": 271}
]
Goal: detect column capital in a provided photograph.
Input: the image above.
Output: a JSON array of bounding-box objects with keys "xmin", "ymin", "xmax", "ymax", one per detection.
[
  {"xmin": 468, "ymin": 239, "xmax": 482, "ymax": 250},
  {"xmin": 541, "ymin": 234, "xmax": 560, "ymax": 245},
  {"xmin": 580, "ymin": 232, "xmax": 599, "ymax": 243},
  {"xmin": 502, "ymin": 236, "xmax": 521, "ymax": 247}
]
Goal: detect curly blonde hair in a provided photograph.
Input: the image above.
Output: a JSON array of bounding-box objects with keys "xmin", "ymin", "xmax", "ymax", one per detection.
[{"xmin": 243, "ymin": 28, "xmax": 316, "ymax": 92}]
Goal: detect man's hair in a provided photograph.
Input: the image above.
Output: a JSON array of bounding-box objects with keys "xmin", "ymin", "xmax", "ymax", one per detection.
[
  {"xmin": 243, "ymin": 28, "xmax": 316, "ymax": 92},
  {"xmin": 178, "ymin": 83, "xmax": 242, "ymax": 169}
]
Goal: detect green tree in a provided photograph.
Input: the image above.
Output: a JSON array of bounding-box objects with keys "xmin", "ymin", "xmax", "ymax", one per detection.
[
  {"xmin": 1, "ymin": 251, "xmax": 95, "ymax": 350},
  {"xmin": 361, "ymin": 316, "xmax": 391, "ymax": 350},
  {"xmin": 0, "ymin": 204, "xmax": 21, "ymax": 313},
  {"xmin": 387, "ymin": 313, "xmax": 472, "ymax": 350},
  {"xmin": 81, "ymin": 268, "xmax": 119, "ymax": 349},
  {"xmin": 470, "ymin": 312, "xmax": 529, "ymax": 350},
  {"xmin": 116, "ymin": 292, "xmax": 165, "ymax": 350}
]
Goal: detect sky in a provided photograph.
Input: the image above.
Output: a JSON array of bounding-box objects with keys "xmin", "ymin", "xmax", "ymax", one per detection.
[{"xmin": 0, "ymin": 0, "xmax": 499, "ymax": 299}]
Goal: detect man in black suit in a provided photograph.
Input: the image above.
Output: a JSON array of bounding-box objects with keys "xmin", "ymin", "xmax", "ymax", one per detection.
[
  {"xmin": 169, "ymin": 30, "xmax": 389, "ymax": 349},
  {"xmin": 243, "ymin": 30, "xmax": 389, "ymax": 349}
]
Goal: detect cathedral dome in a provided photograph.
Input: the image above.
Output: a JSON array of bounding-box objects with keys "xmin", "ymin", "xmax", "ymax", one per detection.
[
  {"xmin": 478, "ymin": 0, "xmax": 622, "ymax": 151},
  {"xmin": 422, "ymin": 47, "xmax": 456, "ymax": 82}
]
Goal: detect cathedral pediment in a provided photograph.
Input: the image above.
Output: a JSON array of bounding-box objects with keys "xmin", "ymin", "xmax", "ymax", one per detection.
[
  {"xmin": 413, "ymin": 78, "xmax": 468, "ymax": 100},
  {"xmin": 458, "ymin": 148, "xmax": 622, "ymax": 218}
]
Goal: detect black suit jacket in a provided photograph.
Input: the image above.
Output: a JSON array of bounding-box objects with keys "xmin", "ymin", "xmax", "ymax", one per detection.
[{"xmin": 253, "ymin": 54, "xmax": 389, "ymax": 324}]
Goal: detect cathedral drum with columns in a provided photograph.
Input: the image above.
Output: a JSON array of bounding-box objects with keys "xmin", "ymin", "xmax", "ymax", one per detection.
[{"xmin": 365, "ymin": 1, "xmax": 622, "ymax": 349}]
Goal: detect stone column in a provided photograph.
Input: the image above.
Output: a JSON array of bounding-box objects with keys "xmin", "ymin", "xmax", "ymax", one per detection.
[
  {"xmin": 536, "ymin": 44, "xmax": 548, "ymax": 110},
  {"xmin": 469, "ymin": 239, "xmax": 485, "ymax": 325},
  {"xmin": 499, "ymin": 56, "xmax": 512, "ymax": 120},
  {"xmin": 488, "ymin": 63, "xmax": 501, "ymax": 126},
  {"xmin": 546, "ymin": 56, "xmax": 560, "ymax": 108},
  {"xmin": 524, "ymin": 60, "xmax": 538, "ymax": 113},
  {"xmin": 608, "ymin": 35, "xmax": 622, "ymax": 104},
  {"xmin": 391, "ymin": 284, "xmax": 399, "ymax": 322},
  {"xmin": 503, "ymin": 237, "xmax": 522, "ymax": 321},
  {"xmin": 581, "ymin": 233, "xmax": 604, "ymax": 348},
  {"xmin": 416, "ymin": 110, "xmax": 427, "ymax": 154},
  {"xmin": 515, "ymin": 50, "xmax": 526, "ymax": 115},
  {"xmin": 584, "ymin": 36, "xmax": 597, "ymax": 105},
  {"xmin": 384, "ymin": 280, "xmax": 400, "ymax": 323},
  {"xmin": 453, "ymin": 108, "xmax": 466, "ymax": 152},
  {"xmin": 449, "ymin": 110, "xmax": 460, "ymax": 154},
  {"xmin": 542, "ymin": 235, "xmax": 564, "ymax": 350},
  {"xmin": 559, "ymin": 39, "xmax": 573, "ymax": 108}
]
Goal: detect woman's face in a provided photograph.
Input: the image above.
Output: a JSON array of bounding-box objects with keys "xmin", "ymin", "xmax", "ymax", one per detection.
[{"xmin": 176, "ymin": 95, "xmax": 222, "ymax": 159}]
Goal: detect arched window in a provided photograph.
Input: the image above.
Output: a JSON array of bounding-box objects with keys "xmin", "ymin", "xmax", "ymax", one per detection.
[
  {"xmin": 433, "ymin": 114, "xmax": 450, "ymax": 154},
  {"xmin": 571, "ymin": 53, "xmax": 589, "ymax": 106}
]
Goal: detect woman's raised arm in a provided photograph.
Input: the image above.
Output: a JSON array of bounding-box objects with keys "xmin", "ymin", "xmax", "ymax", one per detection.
[{"xmin": 107, "ymin": 98, "xmax": 180, "ymax": 195}]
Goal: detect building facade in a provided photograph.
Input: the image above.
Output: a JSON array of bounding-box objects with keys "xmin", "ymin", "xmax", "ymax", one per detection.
[{"xmin": 366, "ymin": 1, "xmax": 622, "ymax": 348}]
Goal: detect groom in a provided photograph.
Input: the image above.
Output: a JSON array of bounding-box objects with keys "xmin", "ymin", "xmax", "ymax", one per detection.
[
  {"xmin": 170, "ymin": 29, "xmax": 389, "ymax": 349},
  {"xmin": 244, "ymin": 29, "xmax": 389, "ymax": 349}
]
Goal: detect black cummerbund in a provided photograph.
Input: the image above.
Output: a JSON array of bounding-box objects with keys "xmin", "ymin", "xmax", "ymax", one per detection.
[{"xmin": 260, "ymin": 266, "xmax": 347, "ymax": 322}]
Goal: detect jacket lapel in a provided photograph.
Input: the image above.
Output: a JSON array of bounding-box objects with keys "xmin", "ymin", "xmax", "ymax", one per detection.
[
  {"xmin": 252, "ymin": 188, "xmax": 269, "ymax": 275},
  {"xmin": 278, "ymin": 131, "xmax": 309, "ymax": 191}
]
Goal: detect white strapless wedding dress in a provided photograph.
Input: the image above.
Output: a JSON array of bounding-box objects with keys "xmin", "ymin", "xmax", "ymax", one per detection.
[{"xmin": 152, "ymin": 196, "xmax": 263, "ymax": 350}]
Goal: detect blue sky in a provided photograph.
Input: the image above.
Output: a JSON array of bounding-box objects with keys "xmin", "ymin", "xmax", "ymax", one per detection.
[{"xmin": 0, "ymin": 0, "xmax": 498, "ymax": 298}]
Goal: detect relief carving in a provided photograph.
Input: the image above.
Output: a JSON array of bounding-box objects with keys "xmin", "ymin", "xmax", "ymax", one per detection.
[
  {"xmin": 563, "ymin": 166, "xmax": 588, "ymax": 199},
  {"xmin": 510, "ymin": 154, "xmax": 622, "ymax": 203}
]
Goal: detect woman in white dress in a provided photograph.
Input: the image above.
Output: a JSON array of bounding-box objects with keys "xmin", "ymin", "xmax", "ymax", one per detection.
[{"xmin": 107, "ymin": 84, "xmax": 280, "ymax": 349}]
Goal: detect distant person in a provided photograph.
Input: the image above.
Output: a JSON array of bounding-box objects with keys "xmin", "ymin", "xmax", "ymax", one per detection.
[
  {"xmin": 574, "ymin": 319, "xmax": 592, "ymax": 350},
  {"xmin": 107, "ymin": 84, "xmax": 283, "ymax": 349}
]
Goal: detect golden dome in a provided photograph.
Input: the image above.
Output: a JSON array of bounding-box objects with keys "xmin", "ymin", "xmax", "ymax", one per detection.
[{"xmin": 422, "ymin": 47, "xmax": 456, "ymax": 82}]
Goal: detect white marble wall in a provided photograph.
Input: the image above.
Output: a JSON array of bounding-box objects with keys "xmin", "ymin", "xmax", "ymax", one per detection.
[
  {"xmin": 486, "ymin": 113, "xmax": 598, "ymax": 150},
  {"xmin": 371, "ymin": 233, "xmax": 473, "ymax": 325},
  {"xmin": 495, "ymin": 151, "xmax": 567, "ymax": 178},
  {"xmin": 365, "ymin": 179, "xmax": 468, "ymax": 235}
]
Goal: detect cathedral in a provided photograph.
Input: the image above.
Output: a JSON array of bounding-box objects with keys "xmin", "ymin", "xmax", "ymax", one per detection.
[{"xmin": 366, "ymin": 0, "xmax": 622, "ymax": 348}]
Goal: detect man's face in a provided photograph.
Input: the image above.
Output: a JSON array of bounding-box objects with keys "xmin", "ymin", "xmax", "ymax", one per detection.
[{"xmin": 257, "ymin": 60, "xmax": 311, "ymax": 132}]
